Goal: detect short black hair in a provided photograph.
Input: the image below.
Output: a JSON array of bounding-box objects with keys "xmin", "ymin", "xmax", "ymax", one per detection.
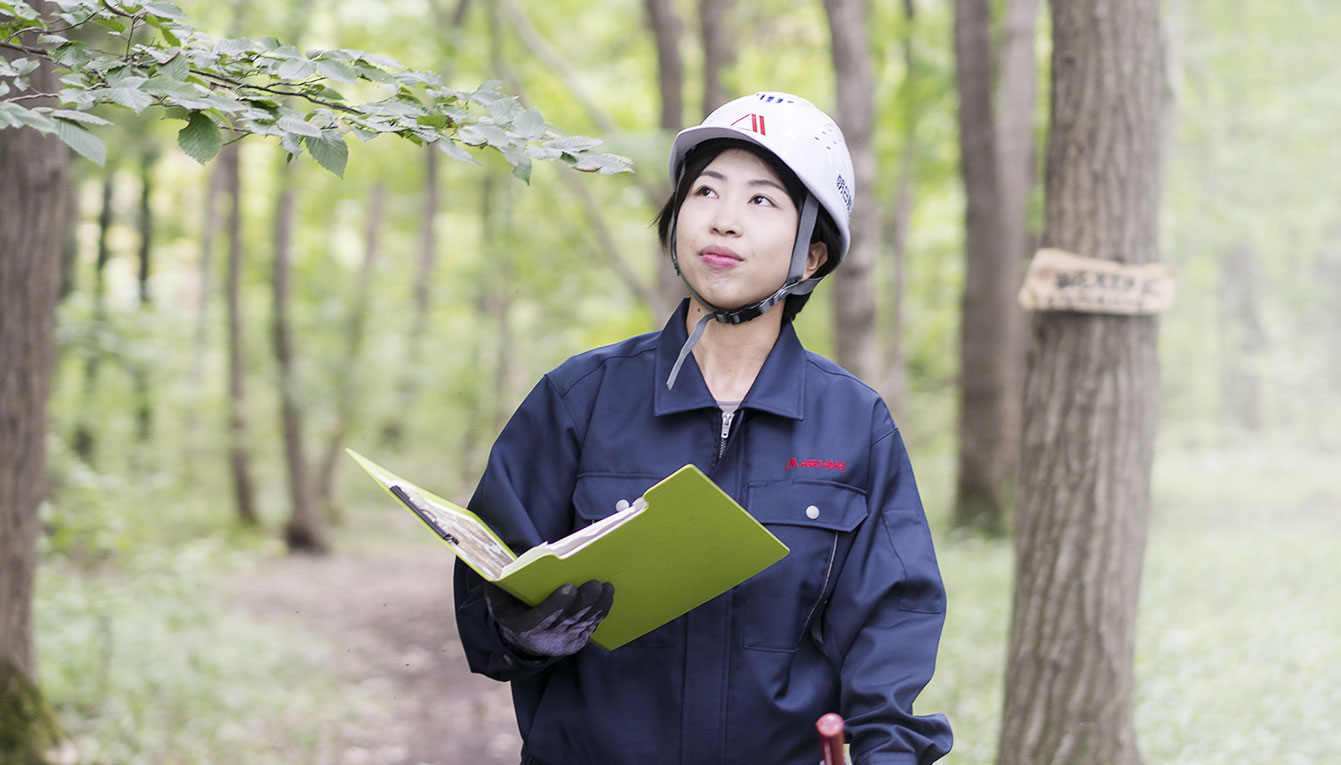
[{"xmin": 653, "ymin": 138, "xmax": 841, "ymax": 322}]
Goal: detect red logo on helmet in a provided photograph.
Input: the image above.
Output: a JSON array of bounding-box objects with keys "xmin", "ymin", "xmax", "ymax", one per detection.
[{"xmin": 731, "ymin": 113, "xmax": 766, "ymax": 136}]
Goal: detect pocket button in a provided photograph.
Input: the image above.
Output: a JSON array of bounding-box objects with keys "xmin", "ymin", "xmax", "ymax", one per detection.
[{"xmin": 805, "ymin": 505, "xmax": 820, "ymax": 520}]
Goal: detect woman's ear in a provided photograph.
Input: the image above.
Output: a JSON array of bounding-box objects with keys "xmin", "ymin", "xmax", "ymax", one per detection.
[{"xmin": 804, "ymin": 241, "xmax": 829, "ymax": 279}]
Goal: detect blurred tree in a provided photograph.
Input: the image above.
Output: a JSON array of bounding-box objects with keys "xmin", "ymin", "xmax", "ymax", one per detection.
[
  {"xmin": 879, "ymin": 0, "xmax": 920, "ymax": 412},
  {"xmin": 950, "ymin": 0, "xmax": 1039, "ymax": 535},
  {"xmin": 998, "ymin": 0, "xmax": 1164, "ymax": 762},
  {"xmin": 698, "ymin": 0, "xmax": 734, "ymax": 115},
  {"xmin": 273, "ymin": 157, "xmax": 328, "ymax": 552},
  {"xmin": 824, "ymin": 0, "xmax": 880, "ymax": 384},
  {"xmin": 644, "ymin": 0, "xmax": 690, "ymax": 311},
  {"xmin": 70, "ymin": 167, "xmax": 115, "ymax": 462},
  {"xmin": 221, "ymin": 141, "xmax": 260, "ymax": 526},
  {"xmin": 0, "ymin": 8, "xmax": 67, "ymax": 758}
]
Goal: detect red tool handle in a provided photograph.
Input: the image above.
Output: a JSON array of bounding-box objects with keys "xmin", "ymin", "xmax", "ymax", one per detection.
[{"xmin": 817, "ymin": 712, "xmax": 845, "ymax": 765}]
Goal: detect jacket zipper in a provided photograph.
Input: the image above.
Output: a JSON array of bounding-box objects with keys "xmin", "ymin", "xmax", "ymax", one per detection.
[{"xmin": 717, "ymin": 410, "xmax": 735, "ymax": 461}]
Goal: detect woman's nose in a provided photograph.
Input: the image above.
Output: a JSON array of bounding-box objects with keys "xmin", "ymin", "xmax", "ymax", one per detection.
[{"xmin": 710, "ymin": 205, "xmax": 740, "ymax": 236}]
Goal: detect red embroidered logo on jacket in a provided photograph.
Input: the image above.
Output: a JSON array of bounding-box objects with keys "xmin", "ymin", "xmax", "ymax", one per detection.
[{"xmin": 785, "ymin": 457, "xmax": 846, "ymax": 471}]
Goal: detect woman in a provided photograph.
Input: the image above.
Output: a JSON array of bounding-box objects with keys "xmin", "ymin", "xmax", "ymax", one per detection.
[{"xmin": 454, "ymin": 92, "xmax": 952, "ymax": 764}]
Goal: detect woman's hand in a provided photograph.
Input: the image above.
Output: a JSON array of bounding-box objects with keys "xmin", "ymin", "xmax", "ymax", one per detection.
[{"xmin": 484, "ymin": 580, "xmax": 615, "ymax": 658}]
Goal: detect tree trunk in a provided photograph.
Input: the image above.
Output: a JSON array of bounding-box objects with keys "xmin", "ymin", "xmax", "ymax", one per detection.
[
  {"xmin": 183, "ymin": 162, "xmax": 224, "ymax": 480},
  {"xmin": 221, "ymin": 142, "xmax": 259, "ymax": 526},
  {"xmin": 0, "ymin": 24, "xmax": 70, "ymax": 758},
  {"xmin": 270, "ymin": 162, "xmax": 328, "ymax": 553},
  {"xmin": 951, "ymin": 0, "xmax": 1037, "ymax": 534},
  {"xmin": 997, "ymin": 1, "xmax": 1164, "ymax": 762},
  {"xmin": 381, "ymin": 148, "xmax": 440, "ymax": 450},
  {"xmin": 72, "ymin": 169, "xmax": 115, "ymax": 462},
  {"xmin": 133, "ymin": 150, "xmax": 156, "ymax": 444},
  {"xmin": 823, "ymin": 0, "xmax": 880, "ymax": 384},
  {"xmin": 699, "ymin": 0, "xmax": 733, "ymax": 116},
  {"xmin": 644, "ymin": 0, "xmax": 689, "ymax": 313},
  {"xmin": 880, "ymin": 0, "xmax": 922, "ymax": 414},
  {"xmin": 1218, "ymin": 243, "xmax": 1265, "ymax": 430},
  {"xmin": 315, "ymin": 181, "xmax": 384, "ymax": 519}
]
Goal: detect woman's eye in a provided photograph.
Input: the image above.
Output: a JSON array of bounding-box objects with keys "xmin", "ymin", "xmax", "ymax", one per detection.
[
  {"xmin": 692, "ymin": 185, "xmax": 716, "ymax": 197},
  {"xmin": 751, "ymin": 194, "xmax": 774, "ymax": 206}
]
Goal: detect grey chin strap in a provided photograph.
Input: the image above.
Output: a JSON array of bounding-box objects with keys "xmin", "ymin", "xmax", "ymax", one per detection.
[{"xmin": 665, "ymin": 195, "xmax": 819, "ymax": 390}]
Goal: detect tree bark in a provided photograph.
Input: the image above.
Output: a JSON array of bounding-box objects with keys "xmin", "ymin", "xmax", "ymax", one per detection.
[
  {"xmin": 271, "ymin": 161, "xmax": 328, "ymax": 554},
  {"xmin": 133, "ymin": 150, "xmax": 156, "ymax": 444},
  {"xmin": 72, "ymin": 170, "xmax": 115, "ymax": 462},
  {"xmin": 221, "ymin": 142, "xmax": 259, "ymax": 526},
  {"xmin": 0, "ymin": 21, "xmax": 70, "ymax": 757},
  {"xmin": 183, "ymin": 162, "xmax": 224, "ymax": 480},
  {"xmin": 1218, "ymin": 243, "xmax": 1265, "ymax": 430},
  {"xmin": 997, "ymin": 1, "xmax": 1164, "ymax": 762},
  {"xmin": 381, "ymin": 148, "xmax": 440, "ymax": 450},
  {"xmin": 823, "ymin": 0, "xmax": 880, "ymax": 384},
  {"xmin": 951, "ymin": 0, "xmax": 1037, "ymax": 534},
  {"xmin": 699, "ymin": 0, "xmax": 734, "ymax": 116},
  {"xmin": 315, "ymin": 181, "xmax": 384, "ymax": 518},
  {"xmin": 644, "ymin": 0, "xmax": 689, "ymax": 313},
  {"xmin": 880, "ymin": 0, "xmax": 922, "ymax": 413}
]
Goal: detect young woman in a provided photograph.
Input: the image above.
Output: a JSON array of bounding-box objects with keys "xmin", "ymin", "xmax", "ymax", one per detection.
[{"xmin": 454, "ymin": 92, "xmax": 952, "ymax": 764}]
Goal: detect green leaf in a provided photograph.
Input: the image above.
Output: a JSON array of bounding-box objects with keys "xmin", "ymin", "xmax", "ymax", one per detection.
[
  {"xmin": 315, "ymin": 59, "xmax": 357, "ymax": 83},
  {"xmin": 545, "ymin": 135, "xmax": 602, "ymax": 152},
  {"xmin": 54, "ymin": 119, "xmax": 105, "ymax": 165},
  {"xmin": 279, "ymin": 130, "xmax": 304, "ymax": 157},
  {"xmin": 102, "ymin": 87, "xmax": 155, "ymax": 113},
  {"xmin": 142, "ymin": 76, "xmax": 203, "ymax": 98},
  {"xmin": 511, "ymin": 155, "xmax": 532, "ymax": 183},
  {"xmin": 161, "ymin": 53, "xmax": 189, "ymax": 81},
  {"xmin": 92, "ymin": 17, "xmax": 126, "ymax": 33},
  {"xmin": 277, "ymin": 114, "xmax": 321, "ymax": 137},
  {"xmin": 145, "ymin": 1, "xmax": 186, "ymax": 19},
  {"xmin": 276, "ymin": 57, "xmax": 313, "ymax": 80},
  {"xmin": 177, "ymin": 111, "xmax": 222, "ymax": 164},
  {"xmin": 304, "ymin": 131, "xmax": 348, "ymax": 177},
  {"xmin": 512, "ymin": 107, "xmax": 547, "ymax": 140},
  {"xmin": 416, "ymin": 114, "xmax": 449, "ymax": 129},
  {"xmin": 457, "ymin": 123, "xmax": 508, "ymax": 147},
  {"xmin": 360, "ymin": 53, "xmax": 403, "ymax": 69},
  {"xmin": 11, "ymin": 105, "xmax": 58, "ymax": 132},
  {"xmin": 49, "ymin": 109, "xmax": 110, "ymax": 126},
  {"xmin": 215, "ymin": 38, "xmax": 256, "ymax": 57},
  {"xmin": 434, "ymin": 138, "xmax": 478, "ymax": 165}
]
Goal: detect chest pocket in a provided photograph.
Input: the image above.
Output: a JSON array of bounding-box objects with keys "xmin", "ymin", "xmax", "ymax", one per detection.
[{"xmin": 738, "ymin": 480, "xmax": 868, "ymax": 652}]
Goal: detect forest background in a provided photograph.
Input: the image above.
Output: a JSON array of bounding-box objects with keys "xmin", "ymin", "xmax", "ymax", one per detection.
[{"xmin": 11, "ymin": 0, "xmax": 1341, "ymax": 762}]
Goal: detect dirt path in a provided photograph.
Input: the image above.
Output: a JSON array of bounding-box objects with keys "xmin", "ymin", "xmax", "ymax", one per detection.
[{"xmin": 225, "ymin": 551, "xmax": 522, "ymax": 764}]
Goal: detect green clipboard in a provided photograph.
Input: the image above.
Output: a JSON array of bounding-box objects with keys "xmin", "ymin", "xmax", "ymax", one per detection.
[{"xmin": 347, "ymin": 448, "xmax": 789, "ymax": 650}]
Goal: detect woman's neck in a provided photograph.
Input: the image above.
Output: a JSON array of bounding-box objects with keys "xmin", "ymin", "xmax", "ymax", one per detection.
[{"xmin": 686, "ymin": 300, "xmax": 785, "ymax": 402}]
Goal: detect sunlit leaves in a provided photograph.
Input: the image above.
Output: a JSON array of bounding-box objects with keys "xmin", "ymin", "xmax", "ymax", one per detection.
[
  {"xmin": 176, "ymin": 110, "xmax": 220, "ymax": 163},
  {"xmin": 0, "ymin": 0, "xmax": 632, "ymax": 178}
]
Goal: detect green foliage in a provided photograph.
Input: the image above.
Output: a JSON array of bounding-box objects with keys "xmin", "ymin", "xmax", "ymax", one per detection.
[
  {"xmin": 35, "ymin": 540, "xmax": 371, "ymax": 763},
  {"xmin": 0, "ymin": 662, "xmax": 61, "ymax": 765},
  {"xmin": 0, "ymin": 0, "xmax": 631, "ymax": 178}
]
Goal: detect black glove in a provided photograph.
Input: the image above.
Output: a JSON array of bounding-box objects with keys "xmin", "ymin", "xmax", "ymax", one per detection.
[{"xmin": 484, "ymin": 580, "xmax": 615, "ymax": 659}]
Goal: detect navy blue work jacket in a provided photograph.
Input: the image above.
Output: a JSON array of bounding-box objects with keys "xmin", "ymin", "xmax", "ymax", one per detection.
[{"xmin": 454, "ymin": 302, "xmax": 952, "ymax": 764}]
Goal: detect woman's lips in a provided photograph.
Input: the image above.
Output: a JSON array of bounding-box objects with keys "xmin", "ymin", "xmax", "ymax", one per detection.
[{"xmin": 700, "ymin": 247, "xmax": 741, "ymax": 269}]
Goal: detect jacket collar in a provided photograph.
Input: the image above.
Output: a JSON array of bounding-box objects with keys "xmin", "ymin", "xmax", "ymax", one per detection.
[{"xmin": 653, "ymin": 300, "xmax": 806, "ymax": 420}]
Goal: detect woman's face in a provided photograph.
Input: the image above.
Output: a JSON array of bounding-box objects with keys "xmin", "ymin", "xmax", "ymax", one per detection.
[{"xmin": 674, "ymin": 148, "xmax": 827, "ymax": 312}]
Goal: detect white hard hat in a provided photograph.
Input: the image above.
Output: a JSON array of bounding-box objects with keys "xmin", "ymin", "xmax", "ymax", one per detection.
[{"xmin": 668, "ymin": 92, "xmax": 854, "ymax": 262}]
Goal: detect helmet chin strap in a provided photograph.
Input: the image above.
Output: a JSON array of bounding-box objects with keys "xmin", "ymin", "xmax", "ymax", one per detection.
[{"xmin": 666, "ymin": 195, "xmax": 819, "ymax": 390}]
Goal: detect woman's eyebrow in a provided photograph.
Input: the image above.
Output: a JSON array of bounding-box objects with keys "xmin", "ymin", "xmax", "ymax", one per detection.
[{"xmin": 698, "ymin": 169, "xmax": 786, "ymax": 193}]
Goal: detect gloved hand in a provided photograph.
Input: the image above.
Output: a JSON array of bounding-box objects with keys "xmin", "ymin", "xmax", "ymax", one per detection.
[{"xmin": 484, "ymin": 580, "xmax": 615, "ymax": 659}]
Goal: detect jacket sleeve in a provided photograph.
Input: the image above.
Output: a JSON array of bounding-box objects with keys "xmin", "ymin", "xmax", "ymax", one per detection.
[
  {"xmin": 453, "ymin": 374, "xmax": 585, "ymax": 682},
  {"xmin": 823, "ymin": 403, "xmax": 953, "ymax": 764}
]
